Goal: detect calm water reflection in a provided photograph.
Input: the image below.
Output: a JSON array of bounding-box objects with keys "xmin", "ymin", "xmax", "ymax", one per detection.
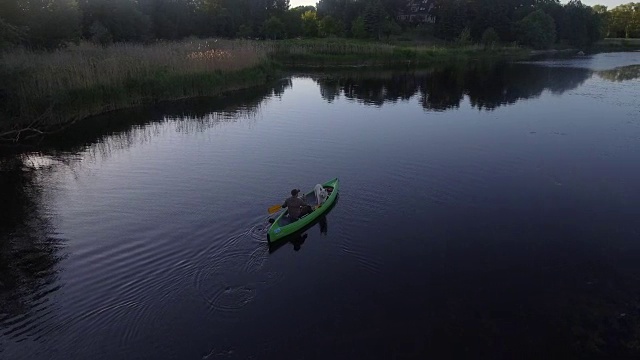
[
  {"xmin": 311, "ymin": 63, "xmax": 592, "ymax": 111},
  {"xmin": 1, "ymin": 52, "xmax": 640, "ymax": 359}
]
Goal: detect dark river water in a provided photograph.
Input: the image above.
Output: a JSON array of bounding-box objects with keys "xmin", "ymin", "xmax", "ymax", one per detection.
[{"xmin": 2, "ymin": 52, "xmax": 640, "ymax": 359}]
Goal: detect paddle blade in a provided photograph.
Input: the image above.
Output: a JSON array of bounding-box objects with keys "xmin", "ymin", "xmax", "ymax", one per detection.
[{"xmin": 268, "ymin": 204, "xmax": 282, "ymax": 214}]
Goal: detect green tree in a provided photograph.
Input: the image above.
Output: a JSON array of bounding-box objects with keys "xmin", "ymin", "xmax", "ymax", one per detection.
[
  {"xmin": 382, "ymin": 17, "xmax": 402, "ymax": 38},
  {"xmin": 0, "ymin": 18, "xmax": 25, "ymax": 49},
  {"xmin": 351, "ymin": 16, "xmax": 368, "ymax": 38},
  {"xmin": 80, "ymin": 0, "xmax": 151, "ymax": 43},
  {"xmin": 88, "ymin": 21, "xmax": 112, "ymax": 45},
  {"xmin": 1, "ymin": 0, "xmax": 82, "ymax": 49},
  {"xmin": 282, "ymin": 6, "xmax": 311, "ymax": 38},
  {"xmin": 138, "ymin": 0, "xmax": 203, "ymax": 40},
  {"xmin": 592, "ymin": 4, "xmax": 608, "ymax": 13},
  {"xmin": 562, "ymin": 0, "xmax": 591, "ymax": 47},
  {"xmin": 458, "ymin": 26, "xmax": 472, "ymax": 45},
  {"xmin": 270, "ymin": 0, "xmax": 291, "ymax": 16},
  {"xmin": 27, "ymin": 0, "xmax": 82, "ymax": 49},
  {"xmin": 608, "ymin": 3, "xmax": 640, "ymax": 38},
  {"xmin": 481, "ymin": 27, "xmax": 500, "ymax": 48},
  {"xmin": 592, "ymin": 5, "xmax": 609, "ymax": 36},
  {"xmin": 237, "ymin": 24, "xmax": 253, "ymax": 38},
  {"xmin": 318, "ymin": 15, "xmax": 343, "ymax": 37},
  {"xmin": 515, "ymin": 10, "xmax": 557, "ymax": 49},
  {"xmin": 432, "ymin": 0, "xmax": 467, "ymax": 41},
  {"xmin": 318, "ymin": 0, "xmax": 366, "ymax": 33},
  {"xmin": 202, "ymin": 0, "xmax": 233, "ymax": 36},
  {"xmin": 0, "ymin": 0, "xmax": 26, "ymax": 32},
  {"xmin": 364, "ymin": 0, "xmax": 386, "ymax": 39},
  {"xmin": 301, "ymin": 10, "xmax": 319, "ymax": 37},
  {"xmin": 263, "ymin": 16, "xmax": 285, "ymax": 39}
]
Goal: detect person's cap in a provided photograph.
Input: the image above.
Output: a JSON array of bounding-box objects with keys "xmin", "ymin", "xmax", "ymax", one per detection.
[{"xmin": 291, "ymin": 189, "xmax": 300, "ymax": 196}]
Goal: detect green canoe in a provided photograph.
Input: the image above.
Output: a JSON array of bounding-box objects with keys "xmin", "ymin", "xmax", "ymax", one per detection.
[{"xmin": 267, "ymin": 177, "xmax": 339, "ymax": 243}]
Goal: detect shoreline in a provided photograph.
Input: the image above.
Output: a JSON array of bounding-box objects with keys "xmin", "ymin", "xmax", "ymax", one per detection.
[{"xmin": 0, "ymin": 39, "xmax": 636, "ymax": 145}]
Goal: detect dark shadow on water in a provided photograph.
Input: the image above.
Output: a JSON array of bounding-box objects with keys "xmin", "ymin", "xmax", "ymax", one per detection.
[
  {"xmin": 29, "ymin": 78, "xmax": 294, "ymax": 155},
  {"xmin": 309, "ymin": 62, "xmax": 593, "ymax": 111},
  {"xmin": 0, "ymin": 156, "xmax": 65, "ymax": 340}
]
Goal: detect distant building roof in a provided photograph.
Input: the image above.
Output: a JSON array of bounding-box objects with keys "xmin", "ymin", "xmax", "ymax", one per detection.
[{"xmin": 397, "ymin": 0, "xmax": 436, "ymax": 23}]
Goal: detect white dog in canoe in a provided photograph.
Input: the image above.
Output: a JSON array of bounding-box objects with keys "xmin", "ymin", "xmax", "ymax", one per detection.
[{"xmin": 314, "ymin": 184, "xmax": 329, "ymax": 206}]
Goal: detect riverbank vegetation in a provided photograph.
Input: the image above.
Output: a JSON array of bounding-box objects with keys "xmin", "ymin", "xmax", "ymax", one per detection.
[
  {"xmin": 0, "ymin": 40, "xmax": 272, "ymax": 142},
  {"xmin": 263, "ymin": 38, "xmax": 528, "ymax": 67},
  {"xmin": 1, "ymin": 0, "xmax": 636, "ymax": 51},
  {"xmin": 0, "ymin": 37, "xmax": 530, "ymax": 143},
  {"xmin": 0, "ymin": 0, "xmax": 638, "ymax": 143}
]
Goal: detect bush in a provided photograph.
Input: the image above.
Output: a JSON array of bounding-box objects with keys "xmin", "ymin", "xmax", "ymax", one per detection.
[
  {"xmin": 458, "ymin": 27, "xmax": 472, "ymax": 45},
  {"xmin": 89, "ymin": 21, "xmax": 113, "ymax": 46},
  {"xmin": 318, "ymin": 16, "xmax": 344, "ymax": 38},
  {"xmin": 0, "ymin": 18, "xmax": 25, "ymax": 50},
  {"xmin": 237, "ymin": 25, "xmax": 253, "ymax": 39},
  {"xmin": 263, "ymin": 17, "xmax": 285, "ymax": 40},
  {"xmin": 302, "ymin": 11, "xmax": 319, "ymax": 37},
  {"xmin": 27, "ymin": 0, "xmax": 82, "ymax": 49},
  {"xmin": 515, "ymin": 10, "xmax": 556, "ymax": 49},
  {"xmin": 383, "ymin": 18, "xmax": 402, "ymax": 39},
  {"xmin": 351, "ymin": 16, "xmax": 368, "ymax": 39},
  {"xmin": 481, "ymin": 27, "xmax": 500, "ymax": 49}
]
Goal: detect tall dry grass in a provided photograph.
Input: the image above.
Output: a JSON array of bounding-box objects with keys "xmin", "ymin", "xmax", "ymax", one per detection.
[
  {"xmin": 0, "ymin": 38, "xmax": 274, "ymax": 141},
  {"xmin": 1, "ymin": 38, "xmax": 266, "ymax": 111}
]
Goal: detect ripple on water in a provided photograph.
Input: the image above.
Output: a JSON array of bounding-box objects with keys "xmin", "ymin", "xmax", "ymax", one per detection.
[
  {"xmin": 1, "ymin": 283, "xmax": 63, "ymax": 344},
  {"xmin": 73, "ymin": 300, "xmax": 145, "ymax": 343},
  {"xmin": 338, "ymin": 231, "xmax": 382, "ymax": 275},
  {"xmin": 202, "ymin": 348, "xmax": 236, "ymax": 359},
  {"xmin": 192, "ymin": 225, "xmax": 276, "ymax": 315}
]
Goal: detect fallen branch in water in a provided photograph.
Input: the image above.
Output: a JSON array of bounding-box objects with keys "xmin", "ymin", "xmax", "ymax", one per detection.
[{"xmin": 0, "ymin": 105, "xmax": 55, "ymax": 143}]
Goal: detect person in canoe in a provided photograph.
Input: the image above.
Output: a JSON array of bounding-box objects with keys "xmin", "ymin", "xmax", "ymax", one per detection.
[{"xmin": 282, "ymin": 188, "xmax": 313, "ymax": 220}]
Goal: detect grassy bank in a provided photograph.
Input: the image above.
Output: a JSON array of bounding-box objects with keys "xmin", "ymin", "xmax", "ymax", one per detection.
[
  {"xmin": 261, "ymin": 38, "xmax": 530, "ymax": 68},
  {"xmin": 0, "ymin": 39, "xmax": 273, "ymax": 142},
  {"xmin": 0, "ymin": 38, "xmax": 532, "ymax": 143},
  {"xmin": 592, "ymin": 38, "xmax": 640, "ymax": 52}
]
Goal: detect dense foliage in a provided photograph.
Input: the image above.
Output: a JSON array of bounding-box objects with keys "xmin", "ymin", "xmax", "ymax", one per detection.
[
  {"xmin": 0, "ymin": 0, "xmax": 637, "ymax": 51},
  {"xmin": 433, "ymin": 0, "xmax": 607, "ymax": 48},
  {"xmin": 599, "ymin": 3, "xmax": 640, "ymax": 38}
]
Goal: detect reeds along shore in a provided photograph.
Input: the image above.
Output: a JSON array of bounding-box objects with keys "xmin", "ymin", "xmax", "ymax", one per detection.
[
  {"xmin": 0, "ymin": 39, "xmax": 271, "ymax": 141},
  {"xmin": 0, "ymin": 38, "xmax": 529, "ymax": 142}
]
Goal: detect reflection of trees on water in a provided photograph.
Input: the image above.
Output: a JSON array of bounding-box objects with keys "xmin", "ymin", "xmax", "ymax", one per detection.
[
  {"xmin": 313, "ymin": 63, "xmax": 593, "ymax": 111},
  {"xmin": 597, "ymin": 65, "xmax": 640, "ymax": 82},
  {"xmin": 0, "ymin": 157, "xmax": 65, "ymax": 340},
  {"xmin": 0, "ymin": 78, "xmax": 295, "ymax": 341},
  {"xmin": 39, "ymin": 78, "xmax": 293, "ymax": 160}
]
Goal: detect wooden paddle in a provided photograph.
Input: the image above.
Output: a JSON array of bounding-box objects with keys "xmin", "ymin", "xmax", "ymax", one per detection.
[{"xmin": 268, "ymin": 204, "xmax": 282, "ymax": 214}]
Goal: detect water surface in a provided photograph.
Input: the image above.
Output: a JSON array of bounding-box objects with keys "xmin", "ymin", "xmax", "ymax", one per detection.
[{"xmin": 2, "ymin": 52, "xmax": 640, "ymax": 359}]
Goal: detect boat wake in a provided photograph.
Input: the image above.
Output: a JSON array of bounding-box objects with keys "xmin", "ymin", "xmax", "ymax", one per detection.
[{"xmin": 191, "ymin": 219, "xmax": 282, "ymax": 315}]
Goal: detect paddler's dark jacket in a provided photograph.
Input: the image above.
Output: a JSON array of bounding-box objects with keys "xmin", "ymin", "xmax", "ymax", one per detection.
[{"xmin": 282, "ymin": 195, "xmax": 308, "ymax": 219}]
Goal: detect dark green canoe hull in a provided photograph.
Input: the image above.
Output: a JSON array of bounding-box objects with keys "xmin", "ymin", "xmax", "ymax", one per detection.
[{"xmin": 267, "ymin": 177, "xmax": 339, "ymax": 243}]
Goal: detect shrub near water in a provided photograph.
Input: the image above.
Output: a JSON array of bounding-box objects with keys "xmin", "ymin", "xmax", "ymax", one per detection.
[{"xmin": 0, "ymin": 39, "xmax": 269, "ymax": 137}]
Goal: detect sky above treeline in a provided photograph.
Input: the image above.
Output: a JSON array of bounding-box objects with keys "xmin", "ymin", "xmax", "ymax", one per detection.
[{"xmin": 289, "ymin": 0, "xmax": 630, "ymax": 9}]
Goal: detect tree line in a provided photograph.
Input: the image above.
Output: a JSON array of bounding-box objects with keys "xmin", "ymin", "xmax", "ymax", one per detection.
[
  {"xmin": 594, "ymin": 2, "xmax": 640, "ymax": 38},
  {"xmin": 0, "ymin": 0, "xmax": 638, "ymax": 51}
]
